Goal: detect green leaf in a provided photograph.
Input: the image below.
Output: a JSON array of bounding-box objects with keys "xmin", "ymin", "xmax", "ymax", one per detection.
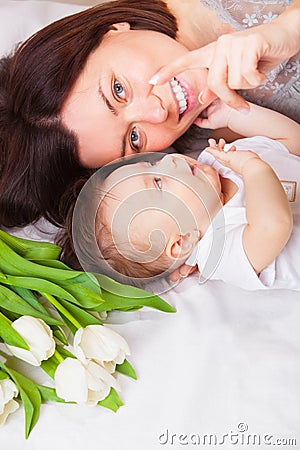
[
  {"xmin": 98, "ymin": 387, "xmax": 123, "ymax": 412},
  {"xmin": 53, "ymin": 328, "xmax": 69, "ymax": 346},
  {"xmin": 59, "ymin": 298, "xmax": 102, "ymax": 328},
  {"xmin": 93, "ymin": 275, "xmax": 176, "ymax": 313},
  {"xmin": 30, "ymin": 261, "xmax": 102, "ymax": 296},
  {"xmin": 10, "ymin": 286, "xmax": 49, "ymax": 314},
  {"xmin": 116, "ymin": 359, "xmax": 137, "ymax": 380},
  {"xmin": 0, "ymin": 284, "xmax": 63, "ymax": 326},
  {"xmin": 117, "ymin": 305, "xmax": 142, "ymax": 312},
  {"xmin": 1, "ymin": 273, "xmax": 103, "ymax": 311},
  {"xmin": 1, "ymin": 364, "xmax": 41, "ymax": 438},
  {"xmin": 40, "ymin": 355, "xmax": 60, "ymax": 379},
  {"xmin": 0, "ymin": 230, "xmax": 61, "ymax": 260},
  {"xmin": 55, "ymin": 345, "xmax": 76, "ymax": 360},
  {"xmin": 30, "ymin": 259, "xmax": 73, "ymax": 270},
  {"xmin": 1, "ymin": 274, "xmax": 77, "ymax": 303},
  {"xmin": 0, "ymin": 238, "xmax": 81, "ymax": 281},
  {"xmin": 96, "ymin": 274, "xmax": 156, "ymax": 299},
  {"xmin": 69, "ymin": 272, "xmax": 102, "ymax": 295},
  {"xmin": 0, "ymin": 312, "xmax": 30, "ymax": 350},
  {"xmin": 0, "ymin": 369, "xmax": 10, "ymax": 381},
  {"xmin": 93, "ymin": 288, "xmax": 176, "ymax": 313},
  {"xmin": 59, "ymin": 280, "xmax": 104, "ymax": 309},
  {"xmin": 34, "ymin": 264, "xmax": 102, "ymax": 295},
  {"xmin": 36, "ymin": 384, "xmax": 72, "ymax": 404}
]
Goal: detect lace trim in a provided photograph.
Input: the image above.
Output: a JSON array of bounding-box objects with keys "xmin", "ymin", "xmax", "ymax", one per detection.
[
  {"xmin": 199, "ymin": 0, "xmax": 299, "ymax": 122},
  {"xmin": 199, "ymin": 0, "xmax": 291, "ymax": 30}
]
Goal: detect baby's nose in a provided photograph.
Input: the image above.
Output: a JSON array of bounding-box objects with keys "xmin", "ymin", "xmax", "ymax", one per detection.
[{"xmin": 158, "ymin": 154, "xmax": 175, "ymax": 168}]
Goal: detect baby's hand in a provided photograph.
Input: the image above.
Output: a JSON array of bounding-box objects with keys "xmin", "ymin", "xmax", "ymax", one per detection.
[
  {"xmin": 193, "ymin": 99, "xmax": 233, "ymax": 130},
  {"xmin": 205, "ymin": 138, "xmax": 260, "ymax": 175}
]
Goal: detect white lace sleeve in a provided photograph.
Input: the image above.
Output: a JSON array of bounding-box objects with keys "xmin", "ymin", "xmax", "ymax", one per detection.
[{"xmin": 200, "ymin": 0, "xmax": 300, "ymax": 123}]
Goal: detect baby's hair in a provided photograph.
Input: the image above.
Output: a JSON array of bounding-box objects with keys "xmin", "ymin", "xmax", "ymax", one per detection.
[{"xmin": 95, "ymin": 196, "xmax": 174, "ymax": 280}]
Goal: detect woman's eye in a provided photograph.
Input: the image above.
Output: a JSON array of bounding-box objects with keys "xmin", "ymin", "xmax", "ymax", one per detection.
[
  {"xmin": 154, "ymin": 177, "xmax": 163, "ymax": 190},
  {"xmin": 130, "ymin": 127, "xmax": 142, "ymax": 152},
  {"xmin": 113, "ymin": 80, "xmax": 126, "ymax": 100}
]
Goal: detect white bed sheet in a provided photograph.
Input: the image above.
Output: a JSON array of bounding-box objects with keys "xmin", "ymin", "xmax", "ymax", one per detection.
[
  {"xmin": 1, "ymin": 269, "xmax": 300, "ymax": 449},
  {"xmin": 1, "ymin": 2, "xmax": 300, "ymax": 448}
]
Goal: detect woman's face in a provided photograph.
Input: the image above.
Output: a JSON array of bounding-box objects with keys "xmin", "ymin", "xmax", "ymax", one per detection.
[{"xmin": 61, "ymin": 24, "xmax": 213, "ymax": 168}]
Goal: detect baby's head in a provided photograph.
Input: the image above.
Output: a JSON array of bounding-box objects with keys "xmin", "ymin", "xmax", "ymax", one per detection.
[{"xmin": 95, "ymin": 153, "xmax": 223, "ymax": 283}]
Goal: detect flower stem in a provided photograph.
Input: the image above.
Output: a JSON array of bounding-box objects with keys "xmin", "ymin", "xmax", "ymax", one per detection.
[
  {"xmin": 41, "ymin": 293, "xmax": 82, "ymax": 330},
  {"xmin": 54, "ymin": 350, "xmax": 64, "ymax": 364}
]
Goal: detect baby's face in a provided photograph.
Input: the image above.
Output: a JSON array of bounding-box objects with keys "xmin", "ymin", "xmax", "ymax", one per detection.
[{"xmin": 101, "ymin": 154, "xmax": 223, "ymax": 261}]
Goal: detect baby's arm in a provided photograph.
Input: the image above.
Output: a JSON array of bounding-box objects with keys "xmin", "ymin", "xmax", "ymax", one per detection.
[
  {"xmin": 195, "ymin": 100, "xmax": 300, "ymax": 156},
  {"xmin": 206, "ymin": 140, "xmax": 293, "ymax": 274}
]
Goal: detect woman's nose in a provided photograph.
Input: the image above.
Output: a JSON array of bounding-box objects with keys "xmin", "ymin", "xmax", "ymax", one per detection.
[{"xmin": 126, "ymin": 94, "xmax": 168, "ymax": 124}]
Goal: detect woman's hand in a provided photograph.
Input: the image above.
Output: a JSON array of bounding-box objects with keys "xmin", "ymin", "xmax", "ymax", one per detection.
[{"xmin": 149, "ymin": 19, "xmax": 300, "ymax": 112}]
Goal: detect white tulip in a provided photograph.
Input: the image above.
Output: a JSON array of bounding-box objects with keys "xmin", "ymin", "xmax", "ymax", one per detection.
[
  {"xmin": 0, "ymin": 379, "xmax": 19, "ymax": 426},
  {"xmin": 6, "ymin": 316, "xmax": 55, "ymax": 366},
  {"xmin": 54, "ymin": 358, "xmax": 120, "ymax": 405},
  {"xmin": 74, "ymin": 325, "xmax": 130, "ymax": 373}
]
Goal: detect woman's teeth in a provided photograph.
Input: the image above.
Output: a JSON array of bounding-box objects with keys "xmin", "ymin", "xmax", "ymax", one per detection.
[{"xmin": 170, "ymin": 77, "xmax": 188, "ymax": 115}]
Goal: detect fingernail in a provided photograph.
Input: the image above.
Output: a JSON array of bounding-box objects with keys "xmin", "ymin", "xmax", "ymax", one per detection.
[
  {"xmin": 237, "ymin": 107, "xmax": 250, "ymax": 115},
  {"xmin": 179, "ymin": 270, "xmax": 189, "ymax": 278},
  {"xmin": 169, "ymin": 276, "xmax": 179, "ymax": 284},
  {"xmin": 149, "ymin": 74, "xmax": 159, "ymax": 85},
  {"xmin": 198, "ymin": 91, "xmax": 205, "ymax": 105}
]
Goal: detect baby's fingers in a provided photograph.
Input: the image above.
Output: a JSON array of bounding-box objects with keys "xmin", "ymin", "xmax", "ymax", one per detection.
[
  {"xmin": 217, "ymin": 138, "xmax": 226, "ymax": 150},
  {"xmin": 169, "ymin": 264, "xmax": 197, "ymax": 282},
  {"xmin": 205, "ymin": 145, "xmax": 236, "ymax": 165}
]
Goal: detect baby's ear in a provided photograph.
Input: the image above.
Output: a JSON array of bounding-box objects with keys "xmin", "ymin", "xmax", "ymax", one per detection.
[{"xmin": 167, "ymin": 231, "xmax": 199, "ymax": 260}]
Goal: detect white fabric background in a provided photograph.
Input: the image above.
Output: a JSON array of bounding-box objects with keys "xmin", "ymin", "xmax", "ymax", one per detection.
[{"xmin": 1, "ymin": 2, "xmax": 300, "ymax": 449}]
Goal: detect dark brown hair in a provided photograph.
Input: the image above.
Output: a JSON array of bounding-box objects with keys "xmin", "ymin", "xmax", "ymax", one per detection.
[{"xmin": 0, "ymin": 0, "xmax": 178, "ymax": 228}]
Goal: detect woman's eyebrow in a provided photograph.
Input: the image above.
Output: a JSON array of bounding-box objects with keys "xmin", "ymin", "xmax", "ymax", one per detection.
[
  {"xmin": 99, "ymin": 82, "xmax": 127, "ymax": 157},
  {"xmin": 98, "ymin": 83, "xmax": 118, "ymax": 116},
  {"xmin": 121, "ymin": 136, "xmax": 127, "ymax": 157}
]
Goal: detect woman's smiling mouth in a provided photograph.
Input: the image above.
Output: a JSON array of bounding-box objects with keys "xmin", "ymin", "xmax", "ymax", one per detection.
[
  {"xmin": 169, "ymin": 76, "xmax": 198, "ymax": 121},
  {"xmin": 170, "ymin": 77, "xmax": 188, "ymax": 116}
]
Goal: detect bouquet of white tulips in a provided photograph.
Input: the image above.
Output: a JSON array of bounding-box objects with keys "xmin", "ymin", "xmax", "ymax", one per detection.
[{"xmin": 0, "ymin": 230, "xmax": 175, "ymax": 438}]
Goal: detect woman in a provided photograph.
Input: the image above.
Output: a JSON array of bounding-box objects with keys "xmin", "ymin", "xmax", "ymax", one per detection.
[{"xmin": 0, "ymin": 0, "xmax": 299, "ymax": 229}]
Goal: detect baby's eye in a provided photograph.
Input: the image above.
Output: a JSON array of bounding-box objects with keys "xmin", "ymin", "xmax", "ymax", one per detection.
[
  {"xmin": 113, "ymin": 80, "xmax": 126, "ymax": 100},
  {"xmin": 130, "ymin": 127, "xmax": 142, "ymax": 152},
  {"xmin": 154, "ymin": 177, "xmax": 163, "ymax": 190}
]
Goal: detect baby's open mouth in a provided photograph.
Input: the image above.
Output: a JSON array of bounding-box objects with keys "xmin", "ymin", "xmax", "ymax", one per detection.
[{"xmin": 170, "ymin": 77, "xmax": 188, "ymax": 117}]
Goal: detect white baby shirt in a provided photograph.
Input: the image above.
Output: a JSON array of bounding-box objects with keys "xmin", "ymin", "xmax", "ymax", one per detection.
[{"xmin": 185, "ymin": 136, "xmax": 300, "ymax": 291}]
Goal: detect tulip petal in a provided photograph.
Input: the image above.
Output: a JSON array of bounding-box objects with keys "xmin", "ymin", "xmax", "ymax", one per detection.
[
  {"xmin": 1, "ymin": 380, "xmax": 19, "ymax": 404},
  {"xmin": 0, "ymin": 380, "xmax": 19, "ymax": 426},
  {"xmin": 87, "ymin": 361, "xmax": 121, "ymax": 392},
  {"xmin": 0, "ymin": 399, "xmax": 19, "ymax": 427},
  {"xmin": 7, "ymin": 316, "xmax": 55, "ymax": 366},
  {"xmin": 87, "ymin": 386, "xmax": 110, "ymax": 405},
  {"xmin": 74, "ymin": 325, "xmax": 130, "ymax": 368},
  {"xmin": 5, "ymin": 345, "xmax": 41, "ymax": 366},
  {"xmin": 55, "ymin": 358, "xmax": 88, "ymax": 404}
]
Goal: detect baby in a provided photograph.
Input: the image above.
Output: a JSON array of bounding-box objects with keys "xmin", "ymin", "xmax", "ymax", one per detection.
[{"xmin": 70, "ymin": 102, "xmax": 300, "ymax": 290}]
